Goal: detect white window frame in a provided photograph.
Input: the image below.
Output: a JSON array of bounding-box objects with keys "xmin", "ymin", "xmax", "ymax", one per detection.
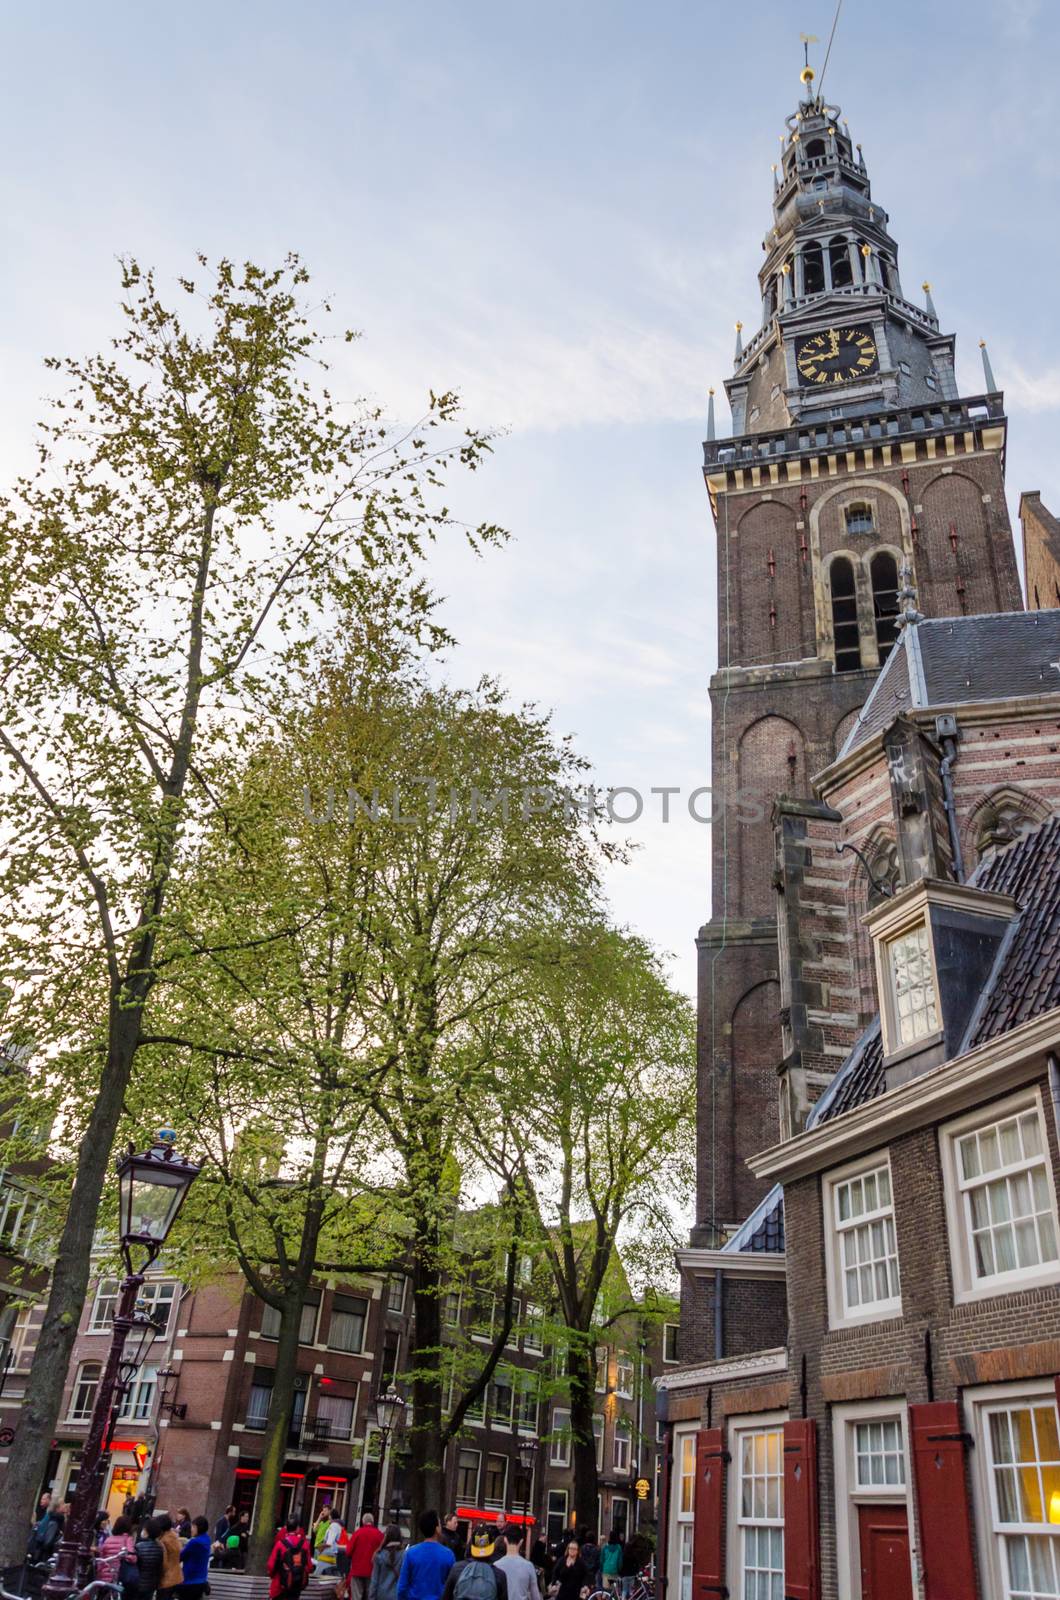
[
  {"xmin": 67, "ymin": 1360, "xmax": 102, "ymax": 1422},
  {"xmin": 386, "ymin": 1276, "xmax": 406, "ymax": 1315},
  {"xmin": 119, "ymin": 1363, "xmax": 158, "ymax": 1422},
  {"xmin": 662, "ymin": 1323, "xmax": 679, "ymax": 1364},
  {"xmin": 88, "ymin": 1278, "xmax": 177, "ymax": 1336},
  {"xmin": 550, "ymin": 1406, "xmax": 571, "ymax": 1466},
  {"xmin": 940, "ymin": 1089, "xmax": 1060, "ymax": 1305},
  {"xmin": 523, "ymin": 1303, "xmax": 543, "ymax": 1355},
  {"xmin": 616, "ymin": 1353, "xmax": 634, "ymax": 1398},
  {"xmin": 832, "ymin": 1399, "xmax": 916, "ymax": 1600},
  {"xmin": 882, "ymin": 917, "xmax": 940, "ymax": 1052},
  {"xmin": 613, "ymin": 1420, "xmax": 631, "ymax": 1474},
  {"xmin": 595, "ymin": 1346, "xmax": 609, "ymax": 1393},
  {"xmin": 967, "ymin": 1378, "xmax": 1060, "ymax": 1600},
  {"xmin": 456, "ymin": 1446, "xmax": 481, "ymax": 1502},
  {"xmin": 824, "ymin": 1151, "xmax": 902, "ymax": 1329},
  {"xmin": 315, "ymin": 1389, "xmax": 356, "ymax": 1442},
  {"xmin": 726, "ymin": 1411, "xmax": 787, "ymax": 1600},
  {"xmin": 593, "ymin": 1414, "xmax": 604, "ymax": 1470},
  {"xmin": 669, "ymin": 1425, "xmax": 697, "ymax": 1600}
]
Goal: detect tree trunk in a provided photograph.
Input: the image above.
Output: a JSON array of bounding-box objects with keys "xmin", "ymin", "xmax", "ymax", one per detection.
[
  {"xmin": 568, "ymin": 1341, "xmax": 599, "ymax": 1535},
  {"xmin": 406, "ymin": 1234, "xmax": 444, "ymax": 1522},
  {"xmin": 248, "ymin": 1292, "xmax": 307, "ymax": 1572},
  {"xmin": 0, "ymin": 1003, "xmax": 142, "ymax": 1570}
]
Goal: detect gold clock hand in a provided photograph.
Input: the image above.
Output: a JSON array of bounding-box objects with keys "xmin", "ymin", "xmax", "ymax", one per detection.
[{"xmin": 827, "ymin": 328, "xmax": 840, "ymax": 358}]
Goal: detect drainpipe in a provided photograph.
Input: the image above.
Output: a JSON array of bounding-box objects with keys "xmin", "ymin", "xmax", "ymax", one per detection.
[
  {"xmin": 713, "ymin": 1269, "xmax": 724, "ymax": 1361},
  {"xmin": 936, "ymin": 716, "xmax": 965, "ymax": 882}
]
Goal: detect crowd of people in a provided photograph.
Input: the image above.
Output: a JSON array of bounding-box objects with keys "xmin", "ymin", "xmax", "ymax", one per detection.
[{"xmin": 25, "ymin": 1493, "xmax": 646, "ymax": 1600}]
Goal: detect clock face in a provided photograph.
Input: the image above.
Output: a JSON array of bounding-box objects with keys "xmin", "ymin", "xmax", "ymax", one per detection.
[{"xmin": 796, "ymin": 325, "xmax": 879, "ymax": 385}]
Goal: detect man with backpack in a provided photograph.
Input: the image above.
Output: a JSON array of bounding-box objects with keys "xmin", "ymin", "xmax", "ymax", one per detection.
[
  {"xmin": 268, "ymin": 1516, "xmax": 314, "ymax": 1600},
  {"xmin": 440, "ymin": 1526, "xmax": 510, "ymax": 1600}
]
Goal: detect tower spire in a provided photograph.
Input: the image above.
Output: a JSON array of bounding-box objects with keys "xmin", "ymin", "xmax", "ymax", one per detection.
[
  {"xmin": 979, "ymin": 339, "xmax": 998, "ymax": 393},
  {"xmin": 734, "ymin": 322, "xmax": 743, "ymax": 362},
  {"xmin": 707, "ymin": 387, "xmax": 716, "ymax": 441},
  {"xmin": 922, "ymin": 281, "xmax": 937, "ymax": 320}
]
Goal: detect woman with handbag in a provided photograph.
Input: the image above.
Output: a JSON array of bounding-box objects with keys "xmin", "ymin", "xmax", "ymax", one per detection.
[{"xmin": 97, "ymin": 1515, "xmax": 138, "ymax": 1598}]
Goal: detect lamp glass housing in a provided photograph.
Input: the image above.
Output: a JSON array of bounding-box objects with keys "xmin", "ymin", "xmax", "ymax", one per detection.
[
  {"xmin": 375, "ymin": 1386, "xmax": 405, "ymax": 1433},
  {"xmin": 117, "ymin": 1137, "xmax": 199, "ymax": 1248},
  {"xmin": 518, "ymin": 1438, "xmax": 538, "ymax": 1471}
]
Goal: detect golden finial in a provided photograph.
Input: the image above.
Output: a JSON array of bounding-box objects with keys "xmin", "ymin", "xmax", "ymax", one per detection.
[
  {"xmin": 979, "ymin": 339, "xmax": 986, "ymax": 348},
  {"xmin": 923, "ymin": 282, "xmax": 931, "ymax": 293},
  {"xmin": 792, "ymin": 130, "xmax": 801, "ymax": 141},
  {"xmin": 781, "ymin": 263, "xmax": 791, "ymax": 275},
  {"xmin": 861, "ymin": 243, "xmax": 872, "ymax": 256},
  {"xmin": 709, "ymin": 386, "xmax": 715, "ymax": 395},
  {"xmin": 735, "ymin": 321, "xmax": 743, "ymax": 331}
]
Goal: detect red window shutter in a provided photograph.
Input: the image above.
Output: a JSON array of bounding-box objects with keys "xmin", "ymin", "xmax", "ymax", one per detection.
[
  {"xmin": 909, "ymin": 1400, "xmax": 979, "ymax": 1599},
  {"xmin": 692, "ymin": 1426, "xmax": 726, "ymax": 1598},
  {"xmin": 783, "ymin": 1418, "xmax": 820, "ymax": 1600}
]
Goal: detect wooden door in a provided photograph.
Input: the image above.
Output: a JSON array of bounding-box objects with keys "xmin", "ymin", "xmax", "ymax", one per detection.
[{"xmin": 858, "ymin": 1503, "xmax": 913, "ymax": 1600}]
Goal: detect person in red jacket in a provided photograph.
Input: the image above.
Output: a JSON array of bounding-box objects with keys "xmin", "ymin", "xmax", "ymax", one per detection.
[
  {"xmin": 268, "ymin": 1517, "xmax": 314, "ymax": 1600},
  {"xmin": 346, "ymin": 1513, "xmax": 386, "ymax": 1600}
]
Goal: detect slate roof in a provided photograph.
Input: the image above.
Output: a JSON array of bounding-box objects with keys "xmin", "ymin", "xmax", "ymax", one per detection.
[
  {"xmin": 809, "ymin": 813, "xmax": 1060, "ymax": 1127},
  {"xmin": 723, "ymin": 1183, "xmax": 785, "ymax": 1253},
  {"xmin": 837, "ymin": 610, "xmax": 1060, "ymax": 759}
]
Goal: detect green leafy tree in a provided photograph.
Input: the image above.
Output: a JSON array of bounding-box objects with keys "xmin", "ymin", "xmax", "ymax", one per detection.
[
  {"xmin": 476, "ymin": 924, "xmax": 695, "ymax": 1528},
  {"xmin": 0, "ymin": 255, "xmax": 501, "ymax": 1562}
]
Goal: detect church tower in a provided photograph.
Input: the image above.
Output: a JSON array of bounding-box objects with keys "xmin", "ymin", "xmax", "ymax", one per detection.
[{"xmin": 694, "ymin": 67, "xmax": 1023, "ymax": 1246}]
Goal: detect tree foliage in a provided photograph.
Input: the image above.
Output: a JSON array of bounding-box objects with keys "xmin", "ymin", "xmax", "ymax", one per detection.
[{"xmin": 0, "ymin": 255, "xmax": 501, "ymax": 1565}]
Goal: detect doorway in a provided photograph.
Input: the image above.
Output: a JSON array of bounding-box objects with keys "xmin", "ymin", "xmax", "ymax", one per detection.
[
  {"xmin": 857, "ymin": 1503, "xmax": 912, "ymax": 1599},
  {"xmin": 106, "ymin": 1466, "xmax": 142, "ymax": 1519}
]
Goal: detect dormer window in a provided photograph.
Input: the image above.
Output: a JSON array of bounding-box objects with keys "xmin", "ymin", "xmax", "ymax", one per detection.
[
  {"xmin": 865, "ymin": 880, "xmax": 1017, "ymax": 1081},
  {"xmin": 885, "ymin": 922, "xmax": 939, "ymax": 1047}
]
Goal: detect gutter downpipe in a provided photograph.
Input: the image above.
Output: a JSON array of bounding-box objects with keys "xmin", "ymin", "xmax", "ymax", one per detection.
[
  {"xmin": 937, "ymin": 722, "xmax": 965, "ymax": 882},
  {"xmin": 714, "ymin": 1268, "xmax": 724, "ymax": 1361}
]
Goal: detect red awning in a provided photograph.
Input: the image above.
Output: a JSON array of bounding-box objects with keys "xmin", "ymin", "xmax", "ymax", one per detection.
[{"xmin": 454, "ymin": 1508, "xmax": 535, "ymax": 1527}]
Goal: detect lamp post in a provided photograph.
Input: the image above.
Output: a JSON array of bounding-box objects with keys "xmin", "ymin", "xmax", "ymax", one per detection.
[
  {"xmin": 43, "ymin": 1131, "xmax": 199, "ymax": 1600},
  {"xmin": 372, "ymin": 1385, "xmax": 406, "ymax": 1521},
  {"xmin": 518, "ymin": 1438, "xmax": 538, "ymax": 1556}
]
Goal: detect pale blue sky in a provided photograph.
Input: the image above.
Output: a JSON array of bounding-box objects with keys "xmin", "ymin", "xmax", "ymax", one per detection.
[{"xmin": 2, "ymin": 0, "xmax": 1058, "ymax": 993}]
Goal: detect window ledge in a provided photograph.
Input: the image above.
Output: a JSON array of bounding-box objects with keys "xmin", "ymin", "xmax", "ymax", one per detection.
[
  {"xmin": 827, "ymin": 1305, "xmax": 904, "ymax": 1334},
  {"xmin": 953, "ymin": 1266, "xmax": 1060, "ymax": 1307}
]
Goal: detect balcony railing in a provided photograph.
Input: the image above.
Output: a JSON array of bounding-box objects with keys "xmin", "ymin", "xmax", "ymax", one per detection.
[{"xmin": 703, "ymin": 393, "xmax": 1005, "ymax": 472}]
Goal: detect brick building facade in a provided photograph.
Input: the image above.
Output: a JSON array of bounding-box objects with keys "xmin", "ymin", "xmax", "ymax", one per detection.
[
  {"xmin": 1, "ymin": 1261, "xmax": 671, "ymax": 1547},
  {"xmin": 659, "ymin": 609, "xmax": 1060, "ymax": 1599}
]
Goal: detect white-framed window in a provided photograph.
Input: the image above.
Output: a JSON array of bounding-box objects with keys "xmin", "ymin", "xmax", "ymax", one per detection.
[
  {"xmin": 595, "ymin": 1347, "xmax": 609, "ymax": 1392},
  {"xmin": 594, "ymin": 1415, "xmax": 604, "ymax": 1469},
  {"xmin": 845, "ymin": 501, "xmax": 876, "ymax": 537},
  {"xmin": 616, "ymin": 1353, "xmax": 634, "ymax": 1398},
  {"xmin": 456, "ymin": 1447, "xmax": 480, "ymax": 1501},
  {"xmin": 489, "ymin": 1370, "xmax": 514, "ymax": 1430},
  {"xmin": 546, "ymin": 1489, "xmax": 568, "ymax": 1546},
  {"xmin": 663, "ymin": 1323, "xmax": 679, "ymax": 1364},
  {"xmin": 0, "ymin": 1182, "xmax": 43, "ymax": 1256},
  {"xmin": 970, "ymin": 1381, "xmax": 1060, "ymax": 1600},
  {"xmin": 550, "ymin": 1406, "xmax": 571, "ymax": 1466},
  {"xmin": 261, "ymin": 1291, "xmax": 320, "ymax": 1346},
  {"xmin": 728, "ymin": 1417, "xmax": 785, "ymax": 1600},
  {"xmin": 672, "ymin": 1428, "xmax": 697, "ymax": 1600},
  {"xmin": 484, "ymin": 1452, "xmax": 508, "ymax": 1510},
  {"xmin": 327, "ymin": 1294, "xmax": 368, "ymax": 1353},
  {"xmin": 464, "ymin": 1384, "xmax": 486, "ymax": 1425},
  {"xmin": 246, "ymin": 1373, "xmax": 273, "ymax": 1430},
  {"xmin": 89, "ymin": 1278, "xmax": 177, "ymax": 1335},
  {"xmin": 825, "ymin": 1154, "xmax": 901, "ymax": 1327},
  {"xmin": 386, "ymin": 1276, "xmax": 406, "ymax": 1315},
  {"xmin": 119, "ymin": 1363, "xmax": 158, "ymax": 1422},
  {"xmin": 516, "ymin": 1371, "xmax": 537, "ymax": 1433},
  {"xmin": 613, "ymin": 1420, "xmax": 631, "ymax": 1474},
  {"xmin": 68, "ymin": 1361, "xmax": 101, "ymax": 1422},
  {"xmin": 444, "ymin": 1290, "xmax": 462, "ymax": 1326},
  {"xmin": 832, "ymin": 1400, "xmax": 914, "ymax": 1600},
  {"xmin": 884, "ymin": 920, "xmax": 939, "ymax": 1049},
  {"xmin": 315, "ymin": 1391, "xmax": 355, "ymax": 1442},
  {"xmin": 523, "ymin": 1304, "xmax": 543, "ymax": 1354},
  {"xmin": 941, "ymin": 1092, "xmax": 1060, "ymax": 1305}
]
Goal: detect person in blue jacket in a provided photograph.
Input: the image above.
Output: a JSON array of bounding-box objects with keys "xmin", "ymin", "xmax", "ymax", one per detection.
[
  {"xmin": 396, "ymin": 1513, "xmax": 455, "ymax": 1600},
  {"xmin": 180, "ymin": 1517, "xmax": 213, "ymax": 1600}
]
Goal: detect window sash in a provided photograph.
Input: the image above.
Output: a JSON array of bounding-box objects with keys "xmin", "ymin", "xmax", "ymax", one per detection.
[
  {"xmin": 457, "ymin": 1449, "xmax": 480, "ymax": 1500},
  {"xmin": 484, "ymin": 1453, "xmax": 508, "ymax": 1507},
  {"xmin": 328, "ymin": 1304, "xmax": 367, "ymax": 1353},
  {"xmin": 887, "ymin": 923, "xmax": 939, "ymax": 1045},
  {"xmin": 616, "ymin": 1356, "xmax": 634, "ymax": 1397},
  {"xmin": 246, "ymin": 1381, "xmax": 273, "ymax": 1430},
  {"xmin": 261, "ymin": 1295, "xmax": 320, "ymax": 1345},
  {"xmin": 315, "ymin": 1393, "xmax": 355, "ymax": 1441},
  {"xmin": 550, "ymin": 1408, "xmax": 571, "ymax": 1466},
  {"xmin": 119, "ymin": 1363, "xmax": 158, "ymax": 1421},
  {"xmin": 679, "ymin": 1434, "xmax": 696, "ymax": 1516},
  {"xmin": 833, "ymin": 1164, "xmax": 901, "ymax": 1316},
  {"xmin": 614, "ymin": 1424, "xmax": 631, "ymax": 1472},
  {"xmin": 69, "ymin": 1363, "xmax": 101, "ymax": 1421},
  {"xmin": 854, "ymin": 1418, "xmax": 906, "ymax": 1490},
  {"xmin": 983, "ymin": 1401, "xmax": 1060, "ymax": 1599},
  {"xmin": 956, "ymin": 1111, "xmax": 1058, "ymax": 1285}
]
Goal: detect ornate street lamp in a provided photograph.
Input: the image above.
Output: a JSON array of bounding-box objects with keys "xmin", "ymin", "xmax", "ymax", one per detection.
[
  {"xmin": 518, "ymin": 1437, "xmax": 538, "ymax": 1553},
  {"xmin": 44, "ymin": 1132, "xmax": 199, "ymax": 1600},
  {"xmin": 372, "ymin": 1385, "xmax": 406, "ymax": 1520}
]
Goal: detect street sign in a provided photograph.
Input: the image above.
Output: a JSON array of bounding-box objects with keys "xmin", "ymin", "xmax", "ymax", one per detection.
[{"xmin": 634, "ymin": 1477, "xmax": 650, "ymax": 1500}]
